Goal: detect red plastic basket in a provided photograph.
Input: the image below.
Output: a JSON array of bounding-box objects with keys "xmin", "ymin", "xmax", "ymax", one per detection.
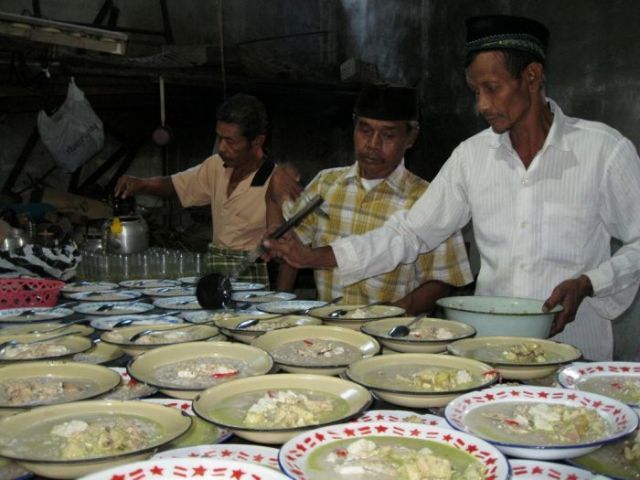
[{"xmin": 0, "ymin": 277, "xmax": 65, "ymax": 310}]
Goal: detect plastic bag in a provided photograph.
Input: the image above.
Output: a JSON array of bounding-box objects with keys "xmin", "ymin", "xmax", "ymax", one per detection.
[{"xmin": 37, "ymin": 77, "xmax": 104, "ymax": 172}]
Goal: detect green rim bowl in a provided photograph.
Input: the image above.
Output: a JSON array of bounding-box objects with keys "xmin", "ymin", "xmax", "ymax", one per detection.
[
  {"xmin": 215, "ymin": 314, "xmax": 322, "ymax": 344},
  {"xmin": 193, "ymin": 373, "xmax": 372, "ymax": 444},
  {"xmin": 361, "ymin": 316, "xmax": 476, "ymax": 353},
  {"xmin": 0, "ymin": 333, "xmax": 93, "ymax": 362},
  {"xmin": 251, "ymin": 325, "xmax": 380, "ymax": 375},
  {"xmin": 127, "ymin": 341, "xmax": 274, "ymax": 399}
]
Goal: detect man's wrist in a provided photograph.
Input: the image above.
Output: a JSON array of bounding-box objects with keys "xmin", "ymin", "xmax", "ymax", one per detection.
[
  {"xmin": 579, "ymin": 274, "xmax": 594, "ymax": 297},
  {"xmin": 309, "ymin": 246, "xmax": 338, "ymax": 269}
]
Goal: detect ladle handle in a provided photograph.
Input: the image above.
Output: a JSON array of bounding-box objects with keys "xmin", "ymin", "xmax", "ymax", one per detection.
[{"xmin": 228, "ymin": 194, "xmax": 324, "ymax": 280}]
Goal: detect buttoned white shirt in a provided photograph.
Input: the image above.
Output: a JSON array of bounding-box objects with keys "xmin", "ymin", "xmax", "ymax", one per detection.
[{"xmin": 333, "ymin": 100, "xmax": 640, "ymax": 360}]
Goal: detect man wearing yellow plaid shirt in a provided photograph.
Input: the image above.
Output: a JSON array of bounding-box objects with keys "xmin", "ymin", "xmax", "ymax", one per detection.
[{"xmin": 270, "ymin": 84, "xmax": 473, "ymax": 314}]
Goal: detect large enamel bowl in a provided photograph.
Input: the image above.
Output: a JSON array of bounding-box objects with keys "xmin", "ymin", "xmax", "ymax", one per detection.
[
  {"xmin": 192, "ymin": 373, "xmax": 372, "ymax": 444},
  {"xmin": 127, "ymin": 341, "xmax": 273, "ymax": 399},
  {"xmin": 445, "ymin": 385, "xmax": 638, "ymax": 460},
  {"xmin": 344, "ymin": 352, "xmax": 498, "ymax": 408},
  {"xmin": 361, "ymin": 316, "xmax": 476, "ymax": 353},
  {"xmin": 278, "ymin": 421, "xmax": 510, "ymax": 480},
  {"xmin": 0, "ymin": 361, "xmax": 121, "ymax": 410},
  {"xmin": 251, "ymin": 325, "xmax": 380, "ymax": 376},
  {"xmin": 100, "ymin": 323, "xmax": 223, "ymax": 357},
  {"xmin": 436, "ymin": 296, "xmax": 562, "ymax": 338},
  {"xmin": 447, "ymin": 336, "xmax": 582, "ymax": 380},
  {"xmin": 0, "ymin": 400, "xmax": 191, "ymax": 479}
]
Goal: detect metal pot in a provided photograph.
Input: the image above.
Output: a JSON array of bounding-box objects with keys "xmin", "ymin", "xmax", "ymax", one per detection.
[
  {"xmin": 102, "ymin": 215, "xmax": 149, "ymax": 254},
  {"xmin": 0, "ymin": 228, "xmax": 30, "ymax": 252}
]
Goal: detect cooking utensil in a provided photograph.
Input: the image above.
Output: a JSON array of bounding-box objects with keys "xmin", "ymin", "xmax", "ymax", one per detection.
[
  {"xmin": 386, "ymin": 312, "xmax": 430, "ymax": 337},
  {"xmin": 196, "ymin": 195, "xmax": 324, "ymax": 309},
  {"xmin": 0, "ymin": 331, "xmax": 83, "ymax": 356},
  {"xmin": 235, "ymin": 296, "xmax": 342, "ymax": 329}
]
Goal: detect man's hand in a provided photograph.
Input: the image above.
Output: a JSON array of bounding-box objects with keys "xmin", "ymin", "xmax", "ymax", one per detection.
[
  {"xmin": 114, "ymin": 175, "xmax": 143, "ymax": 199},
  {"xmin": 262, "ymin": 235, "xmax": 337, "ymax": 270},
  {"xmin": 267, "ymin": 163, "xmax": 303, "ymax": 207},
  {"xmin": 543, "ymin": 275, "xmax": 593, "ymax": 336}
]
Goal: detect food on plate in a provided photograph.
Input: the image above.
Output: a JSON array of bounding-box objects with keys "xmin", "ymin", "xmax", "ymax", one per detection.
[
  {"xmin": 99, "ymin": 377, "xmax": 156, "ymax": 400},
  {"xmin": 2, "ymin": 415, "xmax": 163, "ymax": 460},
  {"xmin": 243, "ymin": 390, "xmax": 338, "ymax": 428},
  {"xmin": 271, "ymin": 339, "xmax": 362, "ymax": 366},
  {"xmin": 404, "ymin": 326, "xmax": 455, "ymax": 340},
  {"xmin": 579, "ymin": 376, "xmax": 640, "ymax": 404},
  {"xmin": 360, "ymin": 364, "xmax": 480, "ymax": 392},
  {"xmin": 0, "ymin": 342, "xmax": 69, "ymax": 360},
  {"xmin": 502, "ymin": 343, "xmax": 547, "ymax": 363},
  {"xmin": 151, "ymin": 357, "xmax": 247, "ymax": 389},
  {"xmin": 468, "ymin": 402, "xmax": 611, "ymax": 445},
  {"xmin": 396, "ymin": 368, "xmax": 474, "ymax": 392},
  {"xmin": 314, "ymin": 437, "xmax": 484, "ymax": 480},
  {"xmin": 127, "ymin": 329, "xmax": 198, "ymax": 345},
  {"xmin": 343, "ymin": 308, "xmax": 370, "ymax": 319},
  {"xmin": 0, "ymin": 378, "xmax": 95, "ymax": 407},
  {"xmin": 624, "ymin": 431, "xmax": 640, "ymax": 464}
]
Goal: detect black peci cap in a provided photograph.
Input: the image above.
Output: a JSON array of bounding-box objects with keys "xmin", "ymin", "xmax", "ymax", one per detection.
[
  {"xmin": 465, "ymin": 15, "xmax": 549, "ymax": 62},
  {"xmin": 354, "ymin": 84, "xmax": 419, "ymax": 121}
]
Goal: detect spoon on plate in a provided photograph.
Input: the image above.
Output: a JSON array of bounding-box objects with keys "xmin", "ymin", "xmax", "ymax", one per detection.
[
  {"xmin": 28, "ymin": 318, "xmax": 89, "ymax": 334},
  {"xmin": 387, "ymin": 312, "xmax": 430, "ymax": 338},
  {"xmin": 128, "ymin": 323, "xmax": 207, "ymax": 342},
  {"xmin": 327, "ymin": 300, "xmax": 385, "ymax": 318},
  {"xmin": 0, "ymin": 331, "xmax": 83, "ymax": 356},
  {"xmin": 235, "ymin": 296, "xmax": 344, "ymax": 329}
]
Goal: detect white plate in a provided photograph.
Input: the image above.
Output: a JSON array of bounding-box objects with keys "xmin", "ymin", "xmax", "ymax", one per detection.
[
  {"xmin": 231, "ymin": 291, "xmax": 297, "ymax": 304},
  {"xmin": 153, "ymin": 444, "xmax": 279, "ymax": 470},
  {"xmin": 257, "ymin": 300, "xmax": 326, "ymax": 314},
  {"xmin": 90, "ymin": 314, "xmax": 184, "ymax": 331},
  {"xmin": 73, "ymin": 302, "xmax": 154, "ymax": 316},
  {"xmin": 141, "ymin": 286, "xmax": 196, "ymax": 297},
  {"xmin": 61, "ymin": 281, "xmax": 118, "ymax": 293},
  {"xmin": 354, "ymin": 409, "xmax": 450, "ymax": 428},
  {"xmin": 278, "ymin": 421, "xmax": 509, "ymax": 480},
  {"xmin": 119, "ymin": 279, "xmax": 179, "ymax": 289},
  {"xmin": 65, "ymin": 290, "xmax": 142, "ymax": 302},
  {"xmin": 445, "ymin": 385, "xmax": 638, "ymax": 460},
  {"xmin": 0, "ymin": 307, "xmax": 74, "ymax": 323},
  {"xmin": 231, "ymin": 282, "xmax": 266, "ymax": 291},
  {"xmin": 558, "ymin": 361, "xmax": 640, "ymax": 408},
  {"xmin": 508, "ymin": 459, "xmax": 596, "ymax": 480},
  {"xmin": 79, "ymin": 458, "xmax": 290, "ymax": 480},
  {"xmin": 153, "ymin": 295, "xmax": 201, "ymax": 310}
]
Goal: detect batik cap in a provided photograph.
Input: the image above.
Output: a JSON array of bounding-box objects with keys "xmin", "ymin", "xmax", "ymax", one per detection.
[
  {"xmin": 465, "ymin": 15, "xmax": 549, "ymax": 62},
  {"xmin": 354, "ymin": 84, "xmax": 419, "ymax": 121}
]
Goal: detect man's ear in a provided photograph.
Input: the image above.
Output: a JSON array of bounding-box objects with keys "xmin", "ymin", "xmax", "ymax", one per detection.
[
  {"xmin": 525, "ymin": 63, "xmax": 544, "ymax": 91},
  {"xmin": 406, "ymin": 125, "xmax": 420, "ymax": 150},
  {"xmin": 252, "ymin": 134, "xmax": 266, "ymax": 149}
]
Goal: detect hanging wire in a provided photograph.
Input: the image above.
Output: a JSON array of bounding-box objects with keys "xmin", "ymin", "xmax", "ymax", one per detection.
[{"xmin": 218, "ymin": 0, "xmax": 227, "ymax": 98}]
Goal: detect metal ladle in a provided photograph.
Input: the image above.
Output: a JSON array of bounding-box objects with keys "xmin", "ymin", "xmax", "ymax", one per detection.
[
  {"xmin": 196, "ymin": 195, "xmax": 324, "ymax": 310},
  {"xmin": 387, "ymin": 313, "xmax": 430, "ymax": 338}
]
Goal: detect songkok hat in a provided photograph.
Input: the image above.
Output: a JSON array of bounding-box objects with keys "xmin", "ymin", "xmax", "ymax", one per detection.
[
  {"xmin": 354, "ymin": 84, "xmax": 419, "ymax": 121},
  {"xmin": 465, "ymin": 15, "xmax": 549, "ymax": 62}
]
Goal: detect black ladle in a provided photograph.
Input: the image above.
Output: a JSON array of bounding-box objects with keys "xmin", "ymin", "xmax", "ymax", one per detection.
[{"xmin": 196, "ymin": 195, "xmax": 324, "ymax": 310}]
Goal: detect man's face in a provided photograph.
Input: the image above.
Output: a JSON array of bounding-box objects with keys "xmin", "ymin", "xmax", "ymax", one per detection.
[
  {"xmin": 353, "ymin": 116, "xmax": 418, "ymax": 179},
  {"xmin": 465, "ymin": 51, "xmax": 533, "ymax": 134},
  {"xmin": 215, "ymin": 121, "xmax": 258, "ymax": 168}
]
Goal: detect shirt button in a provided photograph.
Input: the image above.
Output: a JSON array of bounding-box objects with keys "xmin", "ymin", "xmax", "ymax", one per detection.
[
  {"xmin": 521, "ymin": 177, "xmax": 529, "ymax": 185},
  {"xmin": 520, "ymin": 221, "xmax": 527, "ymax": 228}
]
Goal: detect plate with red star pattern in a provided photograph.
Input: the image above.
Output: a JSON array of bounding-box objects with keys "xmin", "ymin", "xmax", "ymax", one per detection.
[
  {"xmin": 354, "ymin": 409, "xmax": 450, "ymax": 428},
  {"xmin": 278, "ymin": 421, "xmax": 509, "ymax": 480},
  {"xmin": 78, "ymin": 458, "xmax": 290, "ymax": 480},
  {"xmin": 508, "ymin": 459, "xmax": 596, "ymax": 480},
  {"xmin": 153, "ymin": 444, "xmax": 280, "ymax": 471},
  {"xmin": 444, "ymin": 385, "xmax": 638, "ymax": 460},
  {"xmin": 558, "ymin": 361, "xmax": 640, "ymax": 409}
]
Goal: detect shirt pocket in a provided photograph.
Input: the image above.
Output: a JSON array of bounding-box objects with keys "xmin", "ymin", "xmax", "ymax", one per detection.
[{"xmin": 541, "ymin": 202, "xmax": 595, "ymax": 266}]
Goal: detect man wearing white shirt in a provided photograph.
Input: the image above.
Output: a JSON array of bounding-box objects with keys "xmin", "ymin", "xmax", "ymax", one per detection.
[{"xmin": 263, "ymin": 15, "xmax": 640, "ymax": 360}]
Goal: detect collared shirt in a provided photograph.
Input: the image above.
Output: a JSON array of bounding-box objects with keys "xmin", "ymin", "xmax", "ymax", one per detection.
[
  {"xmin": 286, "ymin": 161, "xmax": 473, "ymax": 304},
  {"xmin": 171, "ymin": 154, "xmax": 274, "ymax": 251},
  {"xmin": 333, "ymin": 100, "xmax": 640, "ymax": 360}
]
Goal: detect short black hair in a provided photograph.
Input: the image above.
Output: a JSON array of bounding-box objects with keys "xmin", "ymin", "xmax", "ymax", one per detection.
[
  {"xmin": 216, "ymin": 93, "xmax": 268, "ymax": 141},
  {"xmin": 464, "ymin": 48, "xmax": 544, "ymax": 79}
]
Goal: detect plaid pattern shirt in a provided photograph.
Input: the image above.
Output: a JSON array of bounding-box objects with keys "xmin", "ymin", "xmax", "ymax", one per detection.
[
  {"xmin": 285, "ymin": 162, "xmax": 472, "ymax": 303},
  {"xmin": 206, "ymin": 244, "xmax": 270, "ymax": 288}
]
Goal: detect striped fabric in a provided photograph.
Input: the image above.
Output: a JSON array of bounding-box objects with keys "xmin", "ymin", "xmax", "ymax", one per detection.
[{"xmin": 285, "ymin": 162, "xmax": 472, "ymax": 304}]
